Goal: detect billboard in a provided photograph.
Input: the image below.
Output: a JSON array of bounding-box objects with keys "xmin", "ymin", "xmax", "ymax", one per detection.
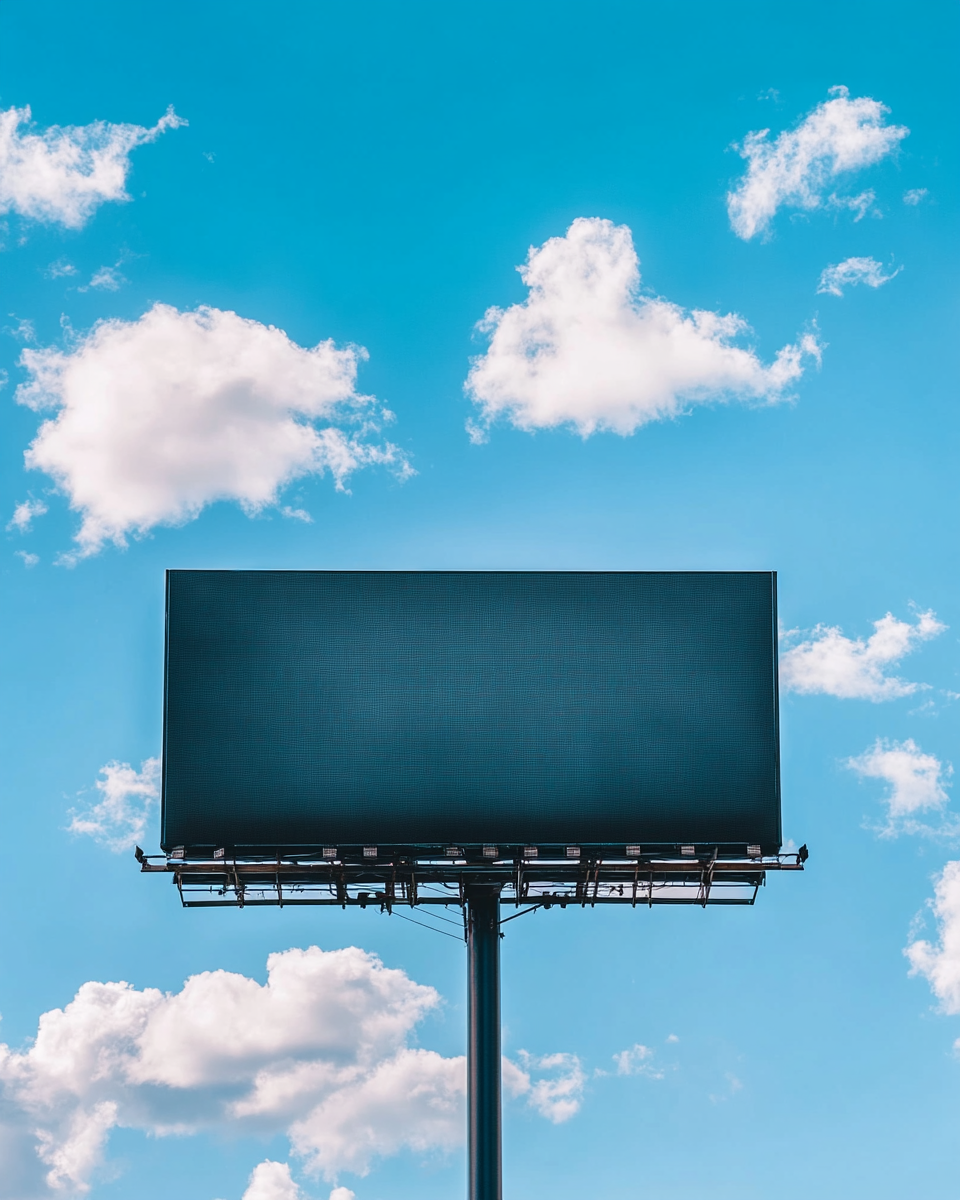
[{"xmin": 161, "ymin": 570, "xmax": 780, "ymax": 857}]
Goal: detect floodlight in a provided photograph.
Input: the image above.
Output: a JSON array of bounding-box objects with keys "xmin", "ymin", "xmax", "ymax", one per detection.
[
  {"xmin": 747, "ymin": 844, "xmax": 762, "ymax": 858},
  {"xmin": 363, "ymin": 846, "xmax": 378, "ymax": 858},
  {"xmin": 482, "ymin": 845, "xmax": 498, "ymax": 858},
  {"xmin": 323, "ymin": 847, "xmax": 337, "ymax": 859},
  {"xmin": 680, "ymin": 845, "xmax": 696, "ymax": 857},
  {"xmin": 523, "ymin": 846, "xmax": 538, "ymax": 858},
  {"xmin": 626, "ymin": 845, "xmax": 642, "ymax": 857},
  {"xmin": 214, "ymin": 847, "xmax": 225, "ymax": 859},
  {"xmin": 565, "ymin": 846, "xmax": 580, "ymax": 858}
]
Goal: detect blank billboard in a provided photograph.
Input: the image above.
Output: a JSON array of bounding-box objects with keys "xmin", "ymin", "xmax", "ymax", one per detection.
[{"xmin": 161, "ymin": 571, "xmax": 781, "ymax": 856}]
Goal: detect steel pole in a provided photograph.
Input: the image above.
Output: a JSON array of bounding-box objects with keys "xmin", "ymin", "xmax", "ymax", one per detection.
[{"xmin": 466, "ymin": 887, "xmax": 502, "ymax": 1200}]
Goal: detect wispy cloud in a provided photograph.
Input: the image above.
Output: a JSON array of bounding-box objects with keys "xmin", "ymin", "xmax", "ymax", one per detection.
[
  {"xmin": 466, "ymin": 217, "xmax": 820, "ymax": 439},
  {"xmin": 727, "ymin": 86, "xmax": 908, "ymax": 240},
  {"xmin": 903, "ymin": 188, "xmax": 928, "ymax": 206},
  {"xmin": 847, "ymin": 738, "xmax": 953, "ymax": 837},
  {"xmin": 0, "ymin": 105, "xmax": 186, "ymax": 229},
  {"xmin": 780, "ymin": 609, "xmax": 945, "ymax": 701},
  {"xmin": 7, "ymin": 498, "xmax": 47, "ymax": 532},
  {"xmin": 16, "ymin": 304, "xmax": 411, "ymax": 560},
  {"xmin": 82, "ymin": 265, "xmax": 125, "ymax": 292},
  {"xmin": 43, "ymin": 259, "xmax": 77, "ymax": 280},
  {"xmin": 611, "ymin": 1043, "xmax": 664, "ymax": 1079},
  {"xmin": 504, "ymin": 1051, "xmax": 586, "ymax": 1123},
  {"xmin": 817, "ymin": 256, "xmax": 901, "ymax": 296}
]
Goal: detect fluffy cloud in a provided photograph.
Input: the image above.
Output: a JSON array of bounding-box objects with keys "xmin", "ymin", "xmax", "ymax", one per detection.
[
  {"xmin": 847, "ymin": 738, "xmax": 953, "ymax": 837},
  {"xmin": 466, "ymin": 217, "xmax": 820, "ymax": 438},
  {"xmin": 816, "ymin": 256, "xmax": 901, "ymax": 296},
  {"xmin": 0, "ymin": 105, "xmax": 185, "ymax": 228},
  {"xmin": 0, "ymin": 946, "xmax": 454, "ymax": 1196},
  {"xmin": 240, "ymin": 1161, "xmax": 303, "ymax": 1200},
  {"xmin": 779, "ymin": 609, "xmax": 945, "ymax": 701},
  {"xmin": 6, "ymin": 498, "xmax": 47, "ymax": 532},
  {"xmin": 727, "ymin": 86, "xmax": 908, "ymax": 240},
  {"xmin": 906, "ymin": 861, "xmax": 960, "ymax": 1017},
  {"xmin": 16, "ymin": 304, "xmax": 410, "ymax": 559},
  {"xmin": 67, "ymin": 758, "xmax": 160, "ymax": 852},
  {"xmin": 0, "ymin": 943, "xmax": 579, "ymax": 1196}
]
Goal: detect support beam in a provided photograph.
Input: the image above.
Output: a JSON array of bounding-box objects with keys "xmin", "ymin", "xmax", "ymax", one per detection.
[{"xmin": 466, "ymin": 887, "xmax": 502, "ymax": 1200}]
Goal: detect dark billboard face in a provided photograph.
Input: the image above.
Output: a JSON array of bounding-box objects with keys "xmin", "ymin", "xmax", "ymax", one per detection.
[{"xmin": 162, "ymin": 571, "xmax": 781, "ymax": 856}]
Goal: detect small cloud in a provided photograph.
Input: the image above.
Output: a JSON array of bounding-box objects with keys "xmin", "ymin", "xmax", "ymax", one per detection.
[
  {"xmin": 203, "ymin": 151, "xmax": 216, "ymax": 162},
  {"xmin": 757, "ymin": 88, "xmax": 780, "ymax": 103},
  {"xmin": 241, "ymin": 1161, "xmax": 303, "ymax": 1200},
  {"xmin": 709, "ymin": 1072, "xmax": 744, "ymax": 1104},
  {"xmin": 67, "ymin": 757, "xmax": 161, "ymax": 851},
  {"xmin": 7, "ymin": 317, "xmax": 37, "ymax": 343},
  {"xmin": 330, "ymin": 1190, "xmax": 356, "ymax": 1200},
  {"xmin": 847, "ymin": 737, "xmax": 953, "ymax": 837},
  {"xmin": 0, "ymin": 104, "xmax": 187, "ymax": 230},
  {"xmin": 727, "ymin": 86, "xmax": 908, "ymax": 239},
  {"xmin": 280, "ymin": 505, "xmax": 312, "ymax": 523},
  {"xmin": 665, "ymin": 1033, "xmax": 680, "ymax": 1044},
  {"xmin": 15, "ymin": 550, "xmax": 39, "ymax": 567},
  {"xmin": 7, "ymin": 498, "xmax": 47, "ymax": 532},
  {"xmin": 903, "ymin": 188, "xmax": 928, "ymax": 205},
  {"xmin": 612, "ymin": 1044, "xmax": 664, "ymax": 1079},
  {"xmin": 44, "ymin": 259, "xmax": 77, "ymax": 279},
  {"xmin": 780, "ymin": 608, "xmax": 945, "ymax": 700},
  {"xmin": 827, "ymin": 188, "xmax": 878, "ymax": 222},
  {"xmin": 510, "ymin": 1051, "xmax": 585, "ymax": 1123},
  {"xmin": 82, "ymin": 265, "xmax": 125, "ymax": 292},
  {"xmin": 817, "ymin": 256, "xmax": 901, "ymax": 296}
]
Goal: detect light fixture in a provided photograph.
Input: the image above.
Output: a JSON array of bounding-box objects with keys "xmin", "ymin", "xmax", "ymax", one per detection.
[
  {"xmin": 565, "ymin": 846, "xmax": 580, "ymax": 858},
  {"xmin": 213, "ymin": 847, "xmax": 225, "ymax": 860},
  {"xmin": 523, "ymin": 846, "xmax": 538, "ymax": 858},
  {"xmin": 626, "ymin": 845, "xmax": 642, "ymax": 857},
  {"xmin": 170, "ymin": 846, "xmax": 185, "ymax": 859},
  {"xmin": 680, "ymin": 845, "xmax": 696, "ymax": 857},
  {"xmin": 747, "ymin": 844, "xmax": 761, "ymax": 858},
  {"xmin": 446, "ymin": 846, "xmax": 461, "ymax": 857},
  {"xmin": 483, "ymin": 845, "xmax": 498, "ymax": 858},
  {"xmin": 363, "ymin": 846, "xmax": 378, "ymax": 858},
  {"xmin": 322, "ymin": 847, "xmax": 337, "ymax": 859}
]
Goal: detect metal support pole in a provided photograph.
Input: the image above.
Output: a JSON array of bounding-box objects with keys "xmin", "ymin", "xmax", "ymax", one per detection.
[{"xmin": 466, "ymin": 886, "xmax": 502, "ymax": 1200}]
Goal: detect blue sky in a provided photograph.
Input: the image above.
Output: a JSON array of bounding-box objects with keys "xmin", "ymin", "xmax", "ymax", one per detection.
[{"xmin": 1, "ymin": 1, "xmax": 959, "ymax": 1197}]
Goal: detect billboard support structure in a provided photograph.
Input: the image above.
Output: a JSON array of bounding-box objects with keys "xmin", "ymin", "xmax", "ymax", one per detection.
[{"xmin": 467, "ymin": 886, "xmax": 502, "ymax": 1200}]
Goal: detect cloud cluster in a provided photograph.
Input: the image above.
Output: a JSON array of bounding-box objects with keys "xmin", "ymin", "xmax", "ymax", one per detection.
[
  {"xmin": 779, "ymin": 609, "xmax": 945, "ymax": 701},
  {"xmin": 67, "ymin": 758, "xmax": 160, "ymax": 852},
  {"xmin": 906, "ymin": 861, "xmax": 960, "ymax": 1018},
  {"xmin": 7, "ymin": 498, "xmax": 47, "ymax": 533},
  {"xmin": 816, "ymin": 256, "xmax": 901, "ymax": 297},
  {"xmin": 727, "ymin": 86, "xmax": 908, "ymax": 240},
  {"xmin": 466, "ymin": 218, "xmax": 820, "ymax": 438},
  {"xmin": 16, "ymin": 304, "xmax": 410, "ymax": 559},
  {"xmin": 0, "ymin": 944, "xmax": 581, "ymax": 1197},
  {"xmin": 847, "ymin": 738, "xmax": 953, "ymax": 837},
  {"xmin": 0, "ymin": 946, "xmax": 458, "ymax": 1196},
  {"xmin": 0, "ymin": 105, "xmax": 185, "ymax": 228}
]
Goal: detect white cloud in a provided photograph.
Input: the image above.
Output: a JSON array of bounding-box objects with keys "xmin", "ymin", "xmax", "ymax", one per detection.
[
  {"xmin": 0, "ymin": 105, "xmax": 186, "ymax": 229},
  {"xmin": 779, "ymin": 609, "xmax": 945, "ymax": 701},
  {"xmin": 612, "ymin": 1044, "xmax": 663, "ymax": 1079},
  {"xmin": 241, "ymin": 1161, "xmax": 302, "ymax": 1200},
  {"xmin": 727, "ymin": 86, "xmax": 908, "ymax": 239},
  {"xmin": 466, "ymin": 217, "xmax": 820, "ymax": 438},
  {"xmin": 903, "ymin": 188, "xmax": 928, "ymax": 205},
  {"xmin": 0, "ymin": 945, "xmax": 463, "ymax": 1196},
  {"xmin": 67, "ymin": 758, "xmax": 160, "ymax": 852},
  {"xmin": 847, "ymin": 738, "xmax": 953, "ymax": 837},
  {"xmin": 16, "ymin": 303, "xmax": 410, "ymax": 559},
  {"xmin": 329, "ymin": 1190, "xmax": 355, "ymax": 1200},
  {"xmin": 817, "ymin": 256, "xmax": 901, "ymax": 296},
  {"xmin": 7, "ymin": 498, "xmax": 47, "ymax": 532},
  {"xmin": 507, "ymin": 1051, "xmax": 585, "ymax": 1124},
  {"xmin": 84, "ymin": 265, "xmax": 124, "ymax": 292},
  {"xmin": 43, "ymin": 259, "xmax": 76, "ymax": 279},
  {"xmin": 906, "ymin": 861, "xmax": 960, "ymax": 1016},
  {"xmin": 15, "ymin": 551, "xmax": 39, "ymax": 567}
]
